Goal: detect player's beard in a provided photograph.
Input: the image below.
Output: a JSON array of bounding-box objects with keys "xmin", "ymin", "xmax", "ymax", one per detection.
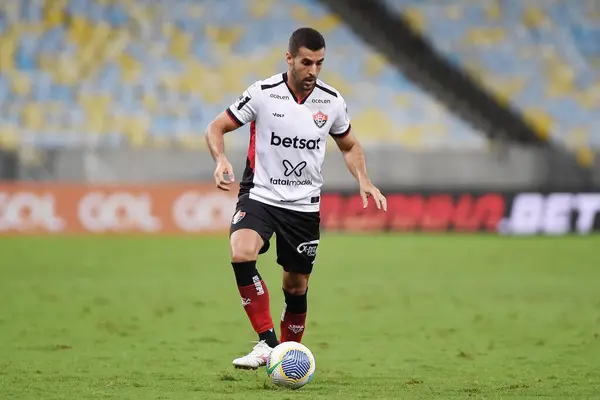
[{"xmin": 291, "ymin": 65, "xmax": 315, "ymax": 93}]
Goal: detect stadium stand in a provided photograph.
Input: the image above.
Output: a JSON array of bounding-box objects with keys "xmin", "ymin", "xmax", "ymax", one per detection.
[
  {"xmin": 383, "ymin": 0, "xmax": 600, "ymax": 151},
  {"xmin": 0, "ymin": 0, "xmax": 487, "ymax": 151}
]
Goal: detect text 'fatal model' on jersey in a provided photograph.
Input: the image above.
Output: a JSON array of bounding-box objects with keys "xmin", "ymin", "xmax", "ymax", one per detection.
[
  {"xmin": 270, "ymin": 132, "xmax": 321, "ymax": 150},
  {"xmin": 270, "ymin": 160, "xmax": 312, "ymax": 186}
]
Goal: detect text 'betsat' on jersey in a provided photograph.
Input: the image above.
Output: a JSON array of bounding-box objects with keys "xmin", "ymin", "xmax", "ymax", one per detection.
[{"xmin": 226, "ymin": 72, "xmax": 351, "ymax": 212}]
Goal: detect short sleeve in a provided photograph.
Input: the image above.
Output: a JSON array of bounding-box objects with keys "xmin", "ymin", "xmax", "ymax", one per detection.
[
  {"xmin": 226, "ymin": 82, "xmax": 261, "ymax": 127},
  {"xmin": 329, "ymin": 96, "xmax": 351, "ymax": 137}
]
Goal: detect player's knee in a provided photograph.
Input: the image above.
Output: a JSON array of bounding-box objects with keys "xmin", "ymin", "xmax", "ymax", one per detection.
[
  {"xmin": 230, "ymin": 239, "xmax": 260, "ymax": 263},
  {"xmin": 283, "ymin": 286, "xmax": 307, "ymax": 296},
  {"xmin": 282, "ymin": 273, "xmax": 309, "ymax": 295},
  {"xmin": 231, "ymin": 246, "xmax": 258, "ymax": 263},
  {"xmin": 230, "ymin": 229, "xmax": 263, "ymax": 262}
]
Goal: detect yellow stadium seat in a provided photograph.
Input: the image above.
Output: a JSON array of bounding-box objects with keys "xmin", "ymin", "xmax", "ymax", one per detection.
[
  {"xmin": 117, "ymin": 52, "xmax": 141, "ymax": 83},
  {"xmin": 21, "ymin": 103, "xmax": 45, "ymax": 132},
  {"xmin": 403, "ymin": 8, "xmax": 426, "ymax": 32},
  {"xmin": 179, "ymin": 135, "xmax": 208, "ymax": 150},
  {"xmin": 43, "ymin": 0, "xmax": 67, "ymax": 28},
  {"xmin": 364, "ymin": 53, "xmax": 388, "ymax": 78},
  {"xmin": 54, "ymin": 57, "xmax": 84, "ymax": 86},
  {"xmin": 488, "ymin": 77, "xmax": 525, "ymax": 106},
  {"xmin": 250, "ymin": 0, "xmax": 277, "ymax": 18},
  {"xmin": 395, "ymin": 94, "xmax": 411, "ymax": 107},
  {"xmin": 523, "ymin": 109, "xmax": 553, "ymax": 141},
  {"xmin": 0, "ymin": 34, "xmax": 17, "ymax": 73},
  {"xmin": 576, "ymin": 147, "xmax": 595, "ymax": 168},
  {"xmin": 142, "ymin": 93, "xmax": 159, "ymax": 113},
  {"xmin": 68, "ymin": 16, "xmax": 94, "ymax": 47},
  {"xmin": 0, "ymin": 125, "xmax": 19, "ymax": 150},
  {"xmin": 566, "ymin": 127, "xmax": 589, "ymax": 149},
  {"xmin": 187, "ymin": 3, "xmax": 205, "ymax": 19},
  {"xmin": 85, "ymin": 110, "xmax": 106, "ymax": 135},
  {"xmin": 317, "ymin": 72, "xmax": 354, "ymax": 98},
  {"xmin": 169, "ymin": 28, "xmax": 192, "ymax": 63},
  {"xmin": 11, "ymin": 72, "xmax": 32, "ymax": 96},
  {"xmin": 291, "ymin": 5, "xmax": 340, "ymax": 33},
  {"xmin": 545, "ymin": 63, "xmax": 576, "ymax": 98},
  {"xmin": 464, "ymin": 27, "xmax": 507, "ymax": 46},
  {"xmin": 485, "ymin": 2, "xmax": 502, "ymax": 20},
  {"xmin": 575, "ymin": 88, "xmax": 600, "ymax": 109},
  {"xmin": 522, "ymin": 6, "xmax": 547, "ymax": 29},
  {"xmin": 445, "ymin": 5, "xmax": 463, "ymax": 20},
  {"xmin": 205, "ymin": 25, "xmax": 245, "ymax": 52},
  {"xmin": 124, "ymin": 115, "xmax": 150, "ymax": 148},
  {"xmin": 349, "ymin": 108, "xmax": 397, "ymax": 141},
  {"xmin": 399, "ymin": 125, "xmax": 425, "ymax": 149}
]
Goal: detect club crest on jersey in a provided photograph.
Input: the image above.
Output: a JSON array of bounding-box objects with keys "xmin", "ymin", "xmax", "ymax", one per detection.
[
  {"xmin": 313, "ymin": 110, "xmax": 328, "ymax": 129},
  {"xmin": 232, "ymin": 210, "xmax": 246, "ymax": 224}
]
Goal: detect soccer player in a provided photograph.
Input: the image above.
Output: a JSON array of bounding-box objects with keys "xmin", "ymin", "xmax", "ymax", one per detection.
[{"xmin": 204, "ymin": 27, "xmax": 387, "ymax": 369}]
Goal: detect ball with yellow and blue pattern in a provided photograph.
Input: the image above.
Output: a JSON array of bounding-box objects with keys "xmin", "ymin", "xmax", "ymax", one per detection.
[{"xmin": 266, "ymin": 341, "xmax": 316, "ymax": 389}]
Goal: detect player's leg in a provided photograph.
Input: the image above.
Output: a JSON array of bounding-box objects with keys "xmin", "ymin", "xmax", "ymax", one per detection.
[
  {"xmin": 229, "ymin": 197, "xmax": 278, "ymax": 369},
  {"xmin": 274, "ymin": 209, "xmax": 320, "ymax": 343},
  {"xmin": 280, "ymin": 270, "xmax": 310, "ymax": 343}
]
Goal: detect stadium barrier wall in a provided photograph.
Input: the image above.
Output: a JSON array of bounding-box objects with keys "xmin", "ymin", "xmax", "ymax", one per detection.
[{"xmin": 1, "ymin": 182, "xmax": 599, "ymax": 236}]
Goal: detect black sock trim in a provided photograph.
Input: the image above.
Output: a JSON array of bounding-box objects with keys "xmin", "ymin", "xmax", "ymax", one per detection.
[
  {"xmin": 259, "ymin": 328, "xmax": 279, "ymax": 348},
  {"xmin": 231, "ymin": 261, "xmax": 260, "ymax": 287},
  {"xmin": 283, "ymin": 287, "xmax": 308, "ymax": 314}
]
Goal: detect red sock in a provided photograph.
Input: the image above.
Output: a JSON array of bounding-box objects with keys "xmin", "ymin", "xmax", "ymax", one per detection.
[
  {"xmin": 238, "ymin": 277, "xmax": 274, "ymax": 334},
  {"xmin": 280, "ymin": 288, "xmax": 308, "ymax": 343},
  {"xmin": 280, "ymin": 308, "xmax": 307, "ymax": 343}
]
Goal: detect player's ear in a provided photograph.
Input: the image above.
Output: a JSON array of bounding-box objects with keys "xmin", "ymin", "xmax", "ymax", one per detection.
[{"xmin": 285, "ymin": 51, "xmax": 293, "ymax": 65}]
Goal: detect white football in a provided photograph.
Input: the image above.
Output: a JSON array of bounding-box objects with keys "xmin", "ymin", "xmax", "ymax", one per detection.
[{"xmin": 266, "ymin": 341, "xmax": 316, "ymax": 389}]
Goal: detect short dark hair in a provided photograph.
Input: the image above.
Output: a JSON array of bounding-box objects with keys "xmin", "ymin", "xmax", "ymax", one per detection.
[{"xmin": 288, "ymin": 27, "xmax": 326, "ymax": 56}]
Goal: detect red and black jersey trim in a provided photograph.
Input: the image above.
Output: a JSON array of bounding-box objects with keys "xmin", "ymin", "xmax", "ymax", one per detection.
[
  {"xmin": 315, "ymin": 83, "xmax": 337, "ymax": 98},
  {"xmin": 226, "ymin": 107, "xmax": 243, "ymax": 127},
  {"xmin": 329, "ymin": 124, "xmax": 351, "ymax": 138},
  {"xmin": 261, "ymin": 79, "xmax": 285, "ymax": 90}
]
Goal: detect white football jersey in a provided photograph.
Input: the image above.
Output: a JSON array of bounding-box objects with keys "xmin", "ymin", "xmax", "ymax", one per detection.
[{"xmin": 226, "ymin": 72, "xmax": 351, "ymax": 213}]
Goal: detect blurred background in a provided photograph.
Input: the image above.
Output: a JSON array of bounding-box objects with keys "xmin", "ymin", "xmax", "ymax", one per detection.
[{"xmin": 0, "ymin": 0, "xmax": 599, "ymax": 235}]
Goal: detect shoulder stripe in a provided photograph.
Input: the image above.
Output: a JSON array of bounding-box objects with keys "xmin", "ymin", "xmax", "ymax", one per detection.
[
  {"xmin": 330, "ymin": 124, "xmax": 351, "ymax": 138},
  {"xmin": 226, "ymin": 107, "xmax": 243, "ymax": 127},
  {"xmin": 315, "ymin": 84, "xmax": 338, "ymax": 98},
  {"xmin": 261, "ymin": 80, "xmax": 285, "ymax": 90}
]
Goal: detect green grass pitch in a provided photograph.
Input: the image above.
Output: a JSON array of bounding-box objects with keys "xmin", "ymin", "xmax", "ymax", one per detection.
[{"xmin": 1, "ymin": 234, "xmax": 599, "ymax": 399}]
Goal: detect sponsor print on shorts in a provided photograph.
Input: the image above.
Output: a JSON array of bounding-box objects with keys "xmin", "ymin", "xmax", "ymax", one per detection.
[{"xmin": 296, "ymin": 240, "xmax": 319, "ymax": 261}]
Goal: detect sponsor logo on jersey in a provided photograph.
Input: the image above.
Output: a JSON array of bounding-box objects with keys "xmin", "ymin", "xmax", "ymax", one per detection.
[
  {"xmin": 272, "ymin": 113, "xmax": 284, "ymax": 118},
  {"xmin": 269, "ymin": 177, "xmax": 312, "ymax": 186},
  {"xmin": 270, "ymin": 93, "xmax": 290, "ymax": 100},
  {"xmin": 311, "ymin": 98, "xmax": 331, "ymax": 104},
  {"xmin": 313, "ymin": 111, "xmax": 328, "ymax": 128},
  {"xmin": 235, "ymin": 93, "xmax": 251, "ymax": 110},
  {"xmin": 270, "ymin": 132, "xmax": 321, "ymax": 150},
  {"xmin": 282, "ymin": 160, "xmax": 307, "ymax": 177}
]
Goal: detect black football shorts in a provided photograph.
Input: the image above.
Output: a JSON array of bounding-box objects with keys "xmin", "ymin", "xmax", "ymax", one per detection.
[{"xmin": 229, "ymin": 194, "xmax": 320, "ymax": 274}]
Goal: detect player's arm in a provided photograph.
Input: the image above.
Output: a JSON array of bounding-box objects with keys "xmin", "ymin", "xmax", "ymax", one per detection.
[
  {"xmin": 205, "ymin": 84, "xmax": 260, "ymax": 191},
  {"xmin": 332, "ymin": 132, "xmax": 386, "ymax": 211},
  {"xmin": 330, "ymin": 99, "xmax": 387, "ymax": 211},
  {"xmin": 204, "ymin": 111, "xmax": 240, "ymax": 191}
]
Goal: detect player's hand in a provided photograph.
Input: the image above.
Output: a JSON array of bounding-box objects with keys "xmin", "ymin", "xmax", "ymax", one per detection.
[
  {"xmin": 359, "ymin": 181, "xmax": 387, "ymax": 211},
  {"xmin": 214, "ymin": 156, "xmax": 235, "ymax": 191}
]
